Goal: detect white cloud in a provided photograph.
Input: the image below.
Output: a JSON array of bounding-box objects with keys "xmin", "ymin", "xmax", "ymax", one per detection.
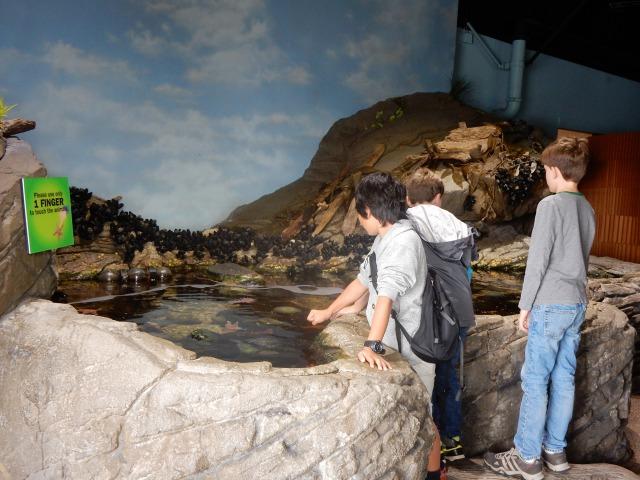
[
  {"xmin": 325, "ymin": 48, "xmax": 338, "ymax": 60},
  {"xmin": 286, "ymin": 66, "xmax": 312, "ymax": 85},
  {"xmin": 128, "ymin": 28, "xmax": 167, "ymax": 56},
  {"xmin": 154, "ymin": 83, "xmax": 193, "ymax": 98},
  {"xmin": 342, "ymin": 34, "xmax": 412, "ymax": 103},
  {"xmin": 43, "ymin": 42, "xmax": 138, "ymax": 82},
  {"xmin": 132, "ymin": 0, "xmax": 311, "ymax": 87},
  {"xmin": 337, "ymin": 0, "xmax": 454, "ymax": 102},
  {"xmin": 22, "ymin": 82, "xmax": 324, "ymax": 229},
  {"xmin": 0, "ymin": 47, "xmax": 34, "ymax": 67}
]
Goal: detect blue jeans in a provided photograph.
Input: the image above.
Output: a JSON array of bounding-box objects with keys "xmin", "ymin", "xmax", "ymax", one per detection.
[
  {"xmin": 432, "ymin": 327, "xmax": 467, "ymax": 439},
  {"xmin": 514, "ymin": 303, "xmax": 586, "ymax": 460}
]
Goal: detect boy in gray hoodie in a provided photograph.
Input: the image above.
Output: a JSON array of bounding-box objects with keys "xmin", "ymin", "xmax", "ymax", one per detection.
[{"xmin": 307, "ymin": 172, "xmax": 443, "ymax": 480}]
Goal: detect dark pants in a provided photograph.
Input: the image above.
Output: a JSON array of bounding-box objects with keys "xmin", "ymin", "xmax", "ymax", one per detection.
[{"xmin": 432, "ymin": 327, "xmax": 467, "ymax": 439}]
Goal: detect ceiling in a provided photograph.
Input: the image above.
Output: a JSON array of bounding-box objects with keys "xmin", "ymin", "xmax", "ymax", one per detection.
[{"xmin": 457, "ymin": 0, "xmax": 640, "ymax": 83}]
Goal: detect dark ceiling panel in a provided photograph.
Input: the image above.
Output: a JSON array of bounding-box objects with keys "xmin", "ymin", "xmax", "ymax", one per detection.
[{"xmin": 457, "ymin": 0, "xmax": 640, "ymax": 82}]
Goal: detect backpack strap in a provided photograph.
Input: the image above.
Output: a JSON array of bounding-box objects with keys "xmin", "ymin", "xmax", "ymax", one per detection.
[{"xmin": 369, "ymin": 251, "xmax": 408, "ymax": 353}]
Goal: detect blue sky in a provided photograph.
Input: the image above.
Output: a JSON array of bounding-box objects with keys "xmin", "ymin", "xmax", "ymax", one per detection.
[{"xmin": 0, "ymin": 0, "xmax": 458, "ymax": 229}]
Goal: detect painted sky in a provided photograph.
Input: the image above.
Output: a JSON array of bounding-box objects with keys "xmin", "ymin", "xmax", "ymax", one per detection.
[{"xmin": 1, "ymin": 0, "xmax": 458, "ymax": 229}]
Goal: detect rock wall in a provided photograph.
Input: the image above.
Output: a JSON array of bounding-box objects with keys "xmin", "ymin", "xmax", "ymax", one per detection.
[
  {"xmin": 588, "ymin": 269, "xmax": 640, "ymax": 392},
  {"xmin": 0, "ymin": 297, "xmax": 633, "ymax": 478},
  {"xmin": 463, "ymin": 302, "xmax": 635, "ymax": 464},
  {"xmin": 0, "ymin": 300, "xmax": 433, "ymax": 480},
  {"xmin": 0, "ymin": 138, "xmax": 57, "ymax": 316}
]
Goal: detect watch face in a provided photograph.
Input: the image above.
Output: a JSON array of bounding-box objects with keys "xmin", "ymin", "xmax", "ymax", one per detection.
[{"xmin": 365, "ymin": 340, "xmax": 384, "ymax": 354}]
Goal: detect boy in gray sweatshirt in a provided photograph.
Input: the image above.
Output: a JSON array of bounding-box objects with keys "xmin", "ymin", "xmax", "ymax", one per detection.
[
  {"xmin": 484, "ymin": 138, "xmax": 595, "ymax": 480},
  {"xmin": 307, "ymin": 172, "xmax": 444, "ymax": 480}
]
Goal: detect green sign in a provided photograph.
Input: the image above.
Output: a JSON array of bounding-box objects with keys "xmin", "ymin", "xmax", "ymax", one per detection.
[{"xmin": 21, "ymin": 177, "xmax": 74, "ymax": 254}]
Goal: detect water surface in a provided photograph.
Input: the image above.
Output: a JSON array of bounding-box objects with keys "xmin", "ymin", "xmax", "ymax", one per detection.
[{"xmin": 57, "ymin": 269, "xmax": 522, "ymax": 367}]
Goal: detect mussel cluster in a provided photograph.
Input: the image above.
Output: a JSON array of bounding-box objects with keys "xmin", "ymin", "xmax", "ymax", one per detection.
[
  {"xmin": 70, "ymin": 187, "xmax": 373, "ymax": 266},
  {"xmin": 71, "ymin": 188, "xmax": 123, "ymax": 241},
  {"xmin": 494, "ymin": 155, "xmax": 545, "ymax": 206}
]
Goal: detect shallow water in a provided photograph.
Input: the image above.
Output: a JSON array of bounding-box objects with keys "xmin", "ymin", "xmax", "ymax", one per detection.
[
  {"xmin": 57, "ymin": 269, "xmax": 522, "ymax": 368},
  {"xmin": 471, "ymin": 270, "xmax": 523, "ymax": 316}
]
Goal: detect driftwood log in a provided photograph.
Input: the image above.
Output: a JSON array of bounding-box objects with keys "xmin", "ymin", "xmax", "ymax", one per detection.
[
  {"xmin": 0, "ymin": 119, "xmax": 36, "ymax": 138},
  {"xmin": 280, "ymin": 124, "xmax": 541, "ymax": 241},
  {"xmin": 313, "ymin": 189, "xmax": 351, "ymax": 236},
  {"xmin": 341, "ymin": 198, "xmax": 359, "ymax": 236}
]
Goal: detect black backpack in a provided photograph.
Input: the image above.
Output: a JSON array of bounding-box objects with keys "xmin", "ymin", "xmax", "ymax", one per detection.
[{"xmin": 369, "ymin": 246, "xmax": 461, "ymax": 364}]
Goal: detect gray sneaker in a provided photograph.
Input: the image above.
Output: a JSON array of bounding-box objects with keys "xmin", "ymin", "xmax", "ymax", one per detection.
[
  {"xmin": 542, "ymin": 448, "xmax": 570, "ymax": 472},
  {"xmin": 483, "ymin": 448, "xmax": 544, "ymax": 480}
]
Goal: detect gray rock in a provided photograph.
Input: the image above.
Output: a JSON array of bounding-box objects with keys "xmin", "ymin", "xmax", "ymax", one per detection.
[
  {"xmin": 589, "ymin": 256, "xmax": 640, "ymax": 277},
  {"xmin": 462, "ymin": 302, "xmax": 634, "ymax": 464},
  {"xmin": 158, "ymin": 266, "xmax": 172, "ymax": 281},
  {"xmin": 0, "ymin": 138, "xmax": 56, "ymax": 316},
  {"xmin": 207, "ymin": 263, "xmax": 264, "ymax": 285},
  {"xmin": 97, "ymin": 268, "xmax": 120, "ymax": 282},
  {"xmin": 475, "ymin": 227, "xmax": 530, "ymax": 272},
  {"xmin": 0, "ymin": 300, "xmax": 433, "ymax": 480},
  {"xmin": 127, "ymin": 267, "xmax": 146, "ymax": 283},
  {"xmin": 588, "ymin": 265, "xmax": 640, "ymax": 393},
  {"xmin": 272, "ymin": 305, "xmax": 302, "ymax": 315}
]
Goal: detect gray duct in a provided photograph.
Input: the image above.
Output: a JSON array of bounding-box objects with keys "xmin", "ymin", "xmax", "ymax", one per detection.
[{"xmin": 465, "ymin": 23, "xmax": 526, "ymax": 118}]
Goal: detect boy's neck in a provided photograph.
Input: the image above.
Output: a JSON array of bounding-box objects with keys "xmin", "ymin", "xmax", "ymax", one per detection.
[
  {"xmin": 378, "ymin": 222, "xmax": 394, "ymax": 237},
  {"xmin": 552, "ymin": 181, "xmax": 580, "ymax": 194}
]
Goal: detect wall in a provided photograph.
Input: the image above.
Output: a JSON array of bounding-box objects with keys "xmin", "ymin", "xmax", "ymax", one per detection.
[
  {"xmin": 453, "ymin": 28, "xmax": 640, "ymax": 135},
  {"xmin": 582, "ymin": 132, "xmax": 640, "ymax": 263}
]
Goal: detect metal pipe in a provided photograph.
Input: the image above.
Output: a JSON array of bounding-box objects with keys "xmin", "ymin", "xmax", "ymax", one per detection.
[
  {"xmin": 465, "ymin": 22, "xmax": 508, "ymax": 70},
  {"xmin": 464, "ymin": 23, "xmax": 525, "ymax": 118},
  {"xmin": 503, "ymin": 39, "xmax": 526, "ymax": 118}
]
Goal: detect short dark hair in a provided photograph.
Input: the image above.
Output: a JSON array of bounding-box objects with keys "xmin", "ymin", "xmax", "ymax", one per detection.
[
  {"xmin": 405, "ymin": 168, "xmax": 444, "ymax": 204},
  {"xmin": 541, "ymin": 137, "xmax": 590, "ymax": 182},
  {"xmin": 355, "ymin": 172, "xmax": 407, "ymax": 225}
]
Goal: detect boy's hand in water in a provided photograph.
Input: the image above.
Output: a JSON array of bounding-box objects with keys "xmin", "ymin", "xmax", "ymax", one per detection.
[
  {"xmin": 307, "ymin": 309, "xmax": 332, "ymax": 325},
  {"xmin": 358, "ymin": 348, "xmax": 392, "ymax": 371},
  {"xmin": 518, "ymin": 309, "xmax": 530, "ymax": 333}
]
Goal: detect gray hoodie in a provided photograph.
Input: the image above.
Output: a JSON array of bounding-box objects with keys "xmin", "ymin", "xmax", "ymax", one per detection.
[{"xmin": 357, "ymin": 219, "xmax": 426, "ymax": 359}]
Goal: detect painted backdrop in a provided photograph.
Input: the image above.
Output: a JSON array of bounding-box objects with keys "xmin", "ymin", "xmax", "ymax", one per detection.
[{"xmin": 0, "ymin": 0, "xmax": 458, "ymax": 229}]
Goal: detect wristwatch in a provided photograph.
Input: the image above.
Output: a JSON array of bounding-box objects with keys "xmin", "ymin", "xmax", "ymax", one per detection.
[{"xmin": 364, "ymin": 340, "xmax": 385, "ymax": 355}]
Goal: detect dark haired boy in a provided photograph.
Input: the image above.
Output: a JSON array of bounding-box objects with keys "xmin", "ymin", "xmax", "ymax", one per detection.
[
  {"xmin": 405, "ymin": 168, "xmax": 477, "ymax": 462},
  {"xmin": 484, "ymin": 137, "xmax": 595, "ymax": 480},
  {"xmin": 308, "ymin": 172, "xmax": 444, "ymax": 479}
]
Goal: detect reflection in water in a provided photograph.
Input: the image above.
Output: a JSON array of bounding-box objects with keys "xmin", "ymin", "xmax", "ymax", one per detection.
[
  {"xmin": 57, "ymin": 270, "xmax": 522, "ymax": 368},
  {"xmin": 60, "ymin": 272, "xmax": 345, "ymax": 368},
  {"xmin": 471, "ymin": 270, "xmax": 523, "ymax": 316}
]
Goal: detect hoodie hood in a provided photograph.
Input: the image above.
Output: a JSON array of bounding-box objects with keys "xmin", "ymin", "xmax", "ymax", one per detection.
[
  {"xmin": 373, "ymin": 218, "xmax": 415, "ymax": 254},
  {"xmin": 407, "ymin": 204, "xmax": 477, "ymax": 263},
  {"xmin": 407, "ymin": 204, "xmax": 470, "ymax": 242}
]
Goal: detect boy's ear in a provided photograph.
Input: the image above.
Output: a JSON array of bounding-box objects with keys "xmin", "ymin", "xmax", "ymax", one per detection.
[
  {"xmin": 432, "ymin": 193, "xmax": 443, "ymax": 207},
  {"xmin": 405, "ymin": 195, "xmax": 414, "ymax": 207}
]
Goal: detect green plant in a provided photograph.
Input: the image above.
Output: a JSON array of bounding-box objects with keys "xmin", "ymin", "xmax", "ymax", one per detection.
[
  {"xmin": 365, "ymin": 106, "xmax": 405, "ymax": 131},
  {"xmin": 0, "ymin": 97, "xmax": 17, "ymax": 119}
]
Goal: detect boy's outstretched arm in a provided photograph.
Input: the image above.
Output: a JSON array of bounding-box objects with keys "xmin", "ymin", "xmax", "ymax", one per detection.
[
  {"xmin": 336, "ymin": 291, "xmax": 369, "ymax": 316},
  {"xmin": 307, "ymin": 278, "xmax": 368, "ymax": 325},
  {"xmin": 358, "ymin": 295, "xmax": 393, "ymax": 371}
]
